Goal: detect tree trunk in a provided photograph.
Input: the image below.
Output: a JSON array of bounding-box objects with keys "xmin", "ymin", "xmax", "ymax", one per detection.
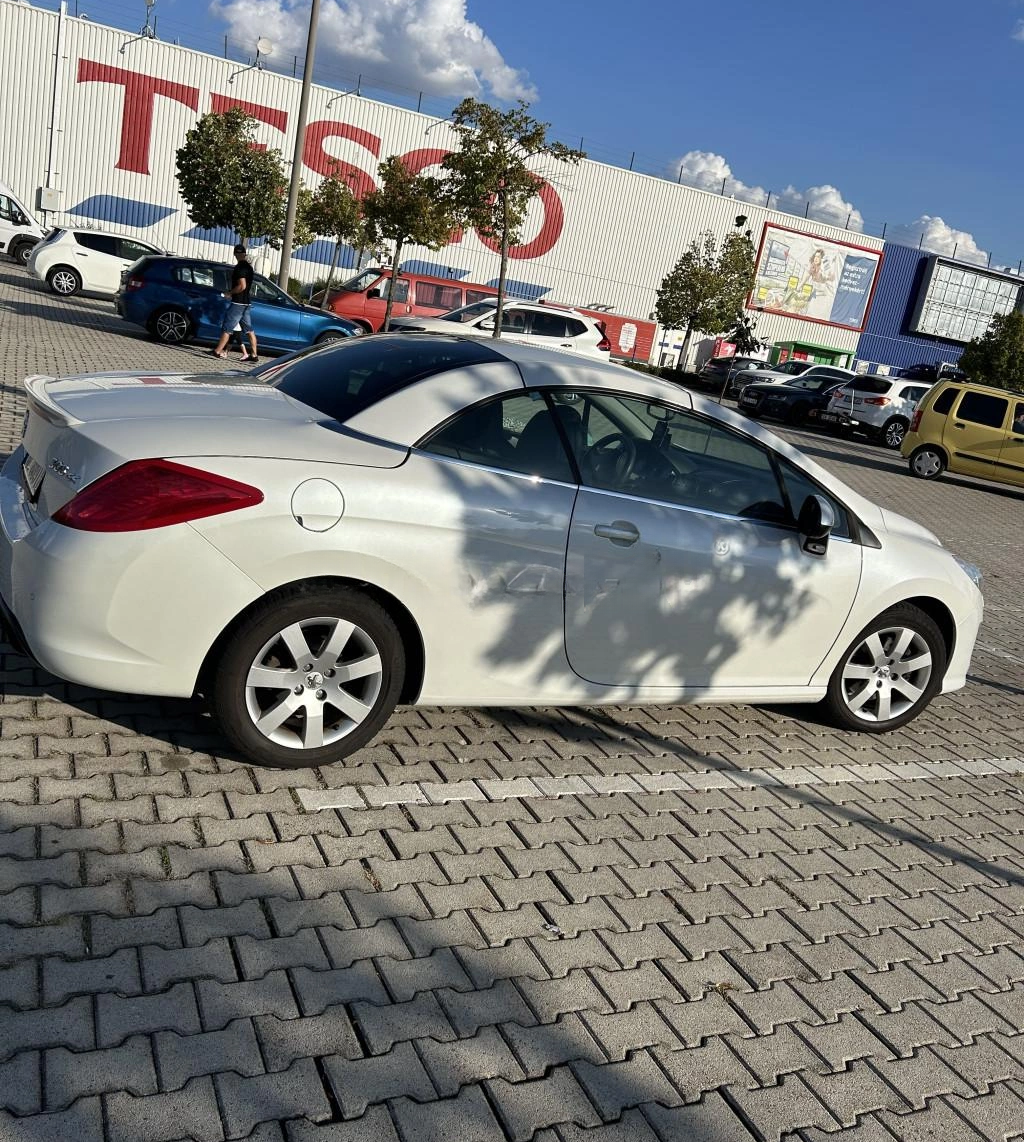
[
  {"xmin": 494, "ymin": 195, "xmax": 509, "ymax": 340},
  {"xmin": 678, "ymin": 323, "xmax": 695, "ymax": 372},
  {"xmin": 382, "ymin": 239, "xmax": 402, "ymax": 332},
  {"xmin": 319, "ymin": 237, "xmax": 343, "ymax": 311}
]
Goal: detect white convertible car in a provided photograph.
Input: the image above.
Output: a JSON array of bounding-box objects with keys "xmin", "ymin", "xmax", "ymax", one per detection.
[{"xmin": 0, "ymin": 336, "xmax": 982, "ymax": 768}]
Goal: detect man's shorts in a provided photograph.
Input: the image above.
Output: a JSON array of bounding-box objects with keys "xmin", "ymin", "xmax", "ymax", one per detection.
[{"xmin": 221, "ymin": 303, "xmax": 253, "ymax": 333}]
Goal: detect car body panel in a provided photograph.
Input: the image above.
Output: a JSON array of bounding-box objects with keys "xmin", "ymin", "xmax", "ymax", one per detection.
[
  {"xmin": 0, "ymin": 338, "xmax": 983, "ymax": 716},
  {"xmin": 29, "ymin": 229, "xmax": 162, "ymax": 294}
]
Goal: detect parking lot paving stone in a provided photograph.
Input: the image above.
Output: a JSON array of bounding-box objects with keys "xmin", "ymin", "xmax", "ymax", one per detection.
[{"xmin": 2, "ymin": 261, "xmax": 1024, "ymax": 1138}]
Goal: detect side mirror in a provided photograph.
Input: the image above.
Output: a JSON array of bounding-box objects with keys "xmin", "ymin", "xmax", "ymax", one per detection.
[
  {"xmin": 14, "ymin": 212, "xmax": 27, "ymax": 226},
  {"xmin": 798, "ymin": 494, "xmax": 835, "ymax": 556}
]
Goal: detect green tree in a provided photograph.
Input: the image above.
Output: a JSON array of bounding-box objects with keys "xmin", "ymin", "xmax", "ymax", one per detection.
[
  {"xmin": 175, "ymin": 107, "xmax": 288, "ymax": 246},
  {"xmin": 442, "ymin": 98, "xmax": 584, "ymax": 336},
  {"xmin": 303, "ymin": 169, "xmax": 365, "ymax": 309},
  {"xmin": 656, "ymin": 229, "xmax": 757, "ymax": 370},
  {"xmin": 724, "ymin": 311, "xmax": 764, "ymax": 357},
  {"xmin": 959, "ymin": 311, "xmax": 1024, "ymax": 392},
  {"xmin": 361, "ymin": 156, "xmax": 458, "ymax": 331}
]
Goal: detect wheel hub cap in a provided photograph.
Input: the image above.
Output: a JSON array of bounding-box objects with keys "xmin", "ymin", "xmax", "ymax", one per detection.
[{"xmin": 840, "ymin": 625, "xmax": 933, "ymax": 724}]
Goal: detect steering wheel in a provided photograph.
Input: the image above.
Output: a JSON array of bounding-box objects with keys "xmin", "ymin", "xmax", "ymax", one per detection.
[{"xmin": 584, "ymin": 432, "xmax": 638, "ymax": 484}]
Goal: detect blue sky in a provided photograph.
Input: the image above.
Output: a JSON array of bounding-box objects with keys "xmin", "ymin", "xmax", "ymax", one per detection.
[{"xmin": 70, "ymin": 0, "xmax": 1022, "ymax": 266}]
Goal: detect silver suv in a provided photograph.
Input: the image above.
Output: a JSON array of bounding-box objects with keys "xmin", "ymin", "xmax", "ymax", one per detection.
[{"xmin": 820, "ymin": 376, "xmax": 933, "ymax": 449}]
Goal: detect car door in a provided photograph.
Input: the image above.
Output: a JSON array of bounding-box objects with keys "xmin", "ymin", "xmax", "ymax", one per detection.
[
  {"xmin": 945, "ymin": 389, "xmax": 1011, "ymax": 479},
  {"xmin": 558, "ymin": 391, "xmax": 862, "ymax": 690},
  {"xmin": 524, "ymin": 309, "xmax": 576, "ymax": 352},
  {"xmin": 406, "ymin": 390, "xmax": 580, "ymax": 692},
  {"xmin": 996, "ymin": 399, "xmax": 1024, "ymax": 486},
  {"xmin": 174, "ymin": 263, "xmax": 231, "ymax": 340},
  {"xmin": 249, "ymin": 276, "xmax": 303, "ymax": 349},
  {"xmin": 73, "ymin": 232, "xmax": 122, "ymax": 292}
]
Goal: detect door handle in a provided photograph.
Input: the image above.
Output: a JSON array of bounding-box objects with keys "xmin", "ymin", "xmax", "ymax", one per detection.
[
  {"xmin": 953, "ymin": 422, "xmax": 965, "ymax": 429},
  {"xmin": 594, "ymin": 521, "xmax": 639, "ymax": 546}
]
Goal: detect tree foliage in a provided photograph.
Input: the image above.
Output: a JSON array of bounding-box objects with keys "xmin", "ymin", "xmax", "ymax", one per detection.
[
  {"xmin": 656, "ymin": 230, "xmax": 757, "ymax": 369},
  {"xmin": 724, "ymin": 311, "xmax": 765, "ymax": 357},
  {"xmin": 959, "ymin": 311, "xmax": 1024, "ymax": 392},
  {"xmin": 175, "ymin": 108, "xmax": 288, "ymax": 245},
  {"xmin": 442, "ymin": 99, "xmax": 584, "ymax": 335},
  {"xmin": 361, "ymin": 156, "xmax": 458, "ymax": 331},
  {"xmin": 302, "ymin": 168, "xmax": 368, "ymax": 308}
]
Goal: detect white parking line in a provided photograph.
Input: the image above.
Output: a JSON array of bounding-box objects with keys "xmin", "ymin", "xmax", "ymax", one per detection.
[{"xmin": 297, "ymin": 755, "xmax": 1024, "ymax": 812}]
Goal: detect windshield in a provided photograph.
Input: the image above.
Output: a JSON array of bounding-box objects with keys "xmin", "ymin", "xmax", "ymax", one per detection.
[
  {"xmin": 340, "ymin": 268, "xmax": 385, "ymax": 293},
  {"xmin": 773, "ymin": 361, "xmax": 812, "ymax": 375},
  {"xmin": 785, "ymin": 376, "xmax": 833, "ymax": 392},
  {"xmin": 440, "ymin": 300, "xmax": 498, "ymax": 324}
]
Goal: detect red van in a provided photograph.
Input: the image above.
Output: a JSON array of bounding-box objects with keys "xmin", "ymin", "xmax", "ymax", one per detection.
[{"xmin": 321, "ymin": 268, "xmax": 498, "ymax": 333}]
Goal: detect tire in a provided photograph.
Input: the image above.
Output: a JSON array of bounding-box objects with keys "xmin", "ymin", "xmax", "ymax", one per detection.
[
  {"xmin": 11, "ymin": 242, "xmax": 32, "ymax": 267},
  {"xmin": 211, "ymin": 585, "xmax": 406, "ymax": 769},
  {"xmin": 151, "ymin": 307, "xmax": 192, "ymax": 344},
  {"xmin": 46, "ymin": 265, "xmax": 81, "ymax": 296},
  {"xmin": 908, "ymin": 444, "xmax": 946, "ymax": 480},
  {"xmin": 881, "ymin": 417, "xmax": 909, "ymax": 450},
  {"xmin": 821, "ymin": 603, "xmax": 946, "ymax": 734},
  {"xmin": 315, "ymin": 330, "xmax": 349, "ymax": 345}
]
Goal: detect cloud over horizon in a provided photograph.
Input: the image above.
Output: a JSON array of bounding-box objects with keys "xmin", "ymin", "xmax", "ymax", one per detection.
[{"xmin": 211, "ymin": 0, "xmax": 536, "ymax": 101}]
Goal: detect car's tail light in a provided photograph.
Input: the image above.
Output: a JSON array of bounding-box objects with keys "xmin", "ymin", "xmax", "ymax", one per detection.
[
  {"xmin": 596, "ymin": 321, "xmax": 611, "ymax": 353},
  {"xmin": 52, "ymin": 460, "xmax": 263, "ymax": 532},
  {"xmin": 125, "ymin": 275, "xmax": 144, "ymax": 291},
  {"xmin": 910, "ymin": 408, "xmax": 923, "ymax": 432},
  {"xmin": 862, "ymin": 396, "xmax": 891, "ymax": 406}
]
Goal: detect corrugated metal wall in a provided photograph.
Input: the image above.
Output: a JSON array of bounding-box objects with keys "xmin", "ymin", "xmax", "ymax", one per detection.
[
  {"xmin": 856, "ymin": 243, "xmax": 964, "ymax": 370},
  {"xmin": 0, "ymin": 0, "xmax": 882, "ymax": 361}
]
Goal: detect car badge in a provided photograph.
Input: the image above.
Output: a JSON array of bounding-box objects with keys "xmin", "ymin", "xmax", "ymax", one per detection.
[{"xmin": 48, "ymin": 458, "xmax": 79, "ymax": 484}]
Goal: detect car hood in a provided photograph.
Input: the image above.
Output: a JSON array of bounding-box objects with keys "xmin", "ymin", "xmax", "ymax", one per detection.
[
  {"xmin": 740, "ymin": 382, "xmax": 797, "ymax": 396},
  {"xmin": 877, "ymin": 508, "xmax": 942, "ymax": 548},
  {"xmin": 390, "ymin": 316, "xmax": 478, "ymax": 334}
]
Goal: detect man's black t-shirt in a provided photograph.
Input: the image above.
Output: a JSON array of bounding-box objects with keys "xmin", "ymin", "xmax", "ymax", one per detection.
[{"xmin": 232, "ymin": 260, "xmax": 254, "ymax": 304}]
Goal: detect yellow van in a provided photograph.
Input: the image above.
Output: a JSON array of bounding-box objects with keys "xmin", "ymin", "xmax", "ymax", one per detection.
[{"xmin": 902, "ymin": 379, "xmax": 1024, "ymax": 487}]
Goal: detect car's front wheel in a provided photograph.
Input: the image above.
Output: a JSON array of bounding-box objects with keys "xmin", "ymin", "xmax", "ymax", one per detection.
[
  {"xmin": 315, "ymin": 330, "xmax": 349, "ymax": 345},
  {"xmin": 908, "ymin": 445, "xmax": 946, "ymax": 480},
  {"xmin": 822, "ymin": 603, "xmax": 946, "ymax": 733},
  {"xmin": 47, "ymin": 265, "xmax": 81, "ymax": 296},
  {"xmin": 211, "ymin": 585, "xmax": 405, "ymax": 768},
  {"xmin": 151, "ymin": 307, "xmax": 192, "ymax": 344}
]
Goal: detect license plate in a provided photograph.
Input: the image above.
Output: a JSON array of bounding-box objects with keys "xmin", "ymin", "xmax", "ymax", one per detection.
[
  {"xmin": 820, "ymin": 412, "xmax": 844, "ymax": 423},
  {"xmin": 21, "ymin": 455, "xmax": 44, "ymax": 501}
]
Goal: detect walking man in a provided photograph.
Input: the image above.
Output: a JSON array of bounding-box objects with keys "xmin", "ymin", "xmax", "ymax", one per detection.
[{"xmin": 211, "ymin": 244, "xmax": 258, "ymax": 362}]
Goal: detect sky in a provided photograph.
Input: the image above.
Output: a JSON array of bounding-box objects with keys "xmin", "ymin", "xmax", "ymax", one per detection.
[{"xmin": 71, "ymin": 0, "xmax": 1023, "ymax": 268}]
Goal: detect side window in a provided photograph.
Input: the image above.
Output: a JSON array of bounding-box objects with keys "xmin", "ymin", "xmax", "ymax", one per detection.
[
  {"xmin": 932, "ymin": 387, "xmax": 959, "ymax": 415},
  {"xmin": 251, "ymin": 277, "xmax": 290, "ymax": 304},
  {"xmin": 565, "ymin": 318, "xmax": 588, "ymax": 338},
  {"xmin": 556, "ymin": 391, "xmax": 788, "ymax": 521},
  {"xmin": 903, "ymin": 386, "xmax": 928, "ymax": 404},
  {"xmin": 500, "ymin": 309, "xmax": 528, "ymax": 333},
  {"xmin": 75, "ymin": 232, "xmax": 119, "ymax": 255},
  {"xmin": 1013, "ymin": 402, "xmax": 1024, "ymax": 434},
  {"xmin": 776, "ymin": 459, "xmax": 850, "ymax": 539},
  {"xmin": 0, "ymin": 195, "xmax": 14, "ymax": 222},
  {"xmin": 529, "ymin": 311, "xmax": 568, "ymax": 338},
  {"xmin": 391, "ymin": 279, "xmax": 410, "ymax": 303},
  {"xmin": 957, "ymin": 391, "xmax": 1009, "ymax": 429},
  {"xmin": 174, "ymin": 266, "xmax": 194, "ymax": 285},
  {"xmin": 414, "ymin": 281, "xmax": 462, "ymax": 311},
  {"xmin": 118, "ymin": 238, "xmax": 156, "ymax": 262},
  {"xmin": 419, "ymin": 392, "xmax": 575, "ymax": 483}
]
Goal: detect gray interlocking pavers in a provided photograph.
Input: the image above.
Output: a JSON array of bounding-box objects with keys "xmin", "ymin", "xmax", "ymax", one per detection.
[{"xmin": 2, "ymin": 263, "xmax": 1024, "ymax": 1141}]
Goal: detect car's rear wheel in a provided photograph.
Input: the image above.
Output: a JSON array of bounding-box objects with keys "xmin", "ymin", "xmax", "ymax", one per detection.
[
  {"xmin": 151, "ymin": 307, "xmax": 192, "ymax": 344},
  {"xmin": 822, "ymin": 603, "xmax": 945, "ymax": 733},
  {"xmin": 12, "ymin": 242, "xmax": 33, "ymax": 266},
  {"xmin": 908, "ymin": 445, "xmax": 946, "ymax": 480},
  {"xmin": 881, "ymin": 417, "xmax": 909, "ymax": 449},
  {"xmin": 211, "ymin": 585, "xmax": 405, "ymax": 768},
  {"xmin": 47, "ymin": 266, "xmax": 81, "ymax": 296}
]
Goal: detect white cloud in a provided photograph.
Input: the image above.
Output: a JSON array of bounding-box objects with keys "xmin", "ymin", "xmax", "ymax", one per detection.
[
  {"xmin": 887, "ymin": 215, "xmax": 989, "ymax": 265},
  {"xmin": 211, "ymin": 0, "xmax": 536, "ymax": 101},
  {"xmin": 669, "ymin": 151, "xmax": 863, "ymax": 230},
  {"xmin": 1012, "ymin": 18, "xmax": 1024, "ymax": 41}
]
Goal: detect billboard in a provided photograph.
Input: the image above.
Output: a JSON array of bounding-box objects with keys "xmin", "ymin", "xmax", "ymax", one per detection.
[
  {"xmin": 908, "ymin": 256, "xmax": 1022, "ymax": 343},
  {"xmin": 749, "ymin": 224, "xmax": 882, "ymax": 331}
]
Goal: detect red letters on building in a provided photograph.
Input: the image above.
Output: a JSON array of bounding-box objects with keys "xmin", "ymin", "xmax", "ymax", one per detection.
[
  {"xmin": 209, "ymin": 94, "xmax": 288, "ymax": 149},
  {"xmin": 476, "ymin": 180, "xmax": 564, "ymax": 261},
  {"xmin": 77, "ymin": 60, "xmax": 199, "ymax": 175},
  {"xmin": 302, "ymin": 122, "xmax": 381, "ymax": 199}
]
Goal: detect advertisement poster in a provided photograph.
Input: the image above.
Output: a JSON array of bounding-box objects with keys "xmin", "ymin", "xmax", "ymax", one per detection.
[{"xmin": 749, "ymin": 224, "xmax": 882, "ymax": 331}]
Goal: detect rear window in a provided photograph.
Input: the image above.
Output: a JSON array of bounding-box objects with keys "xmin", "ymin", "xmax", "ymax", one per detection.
[
  {"xmin": 847, "ymin": 377, "xmax": 892, "ymax": 395},
  {"xmin": 931, "ymin": 387, "xmax": 960, "ymax": 415},
  {"xmin": 270, "ymin": 335, "xmax": 505, "ymax": 422}
]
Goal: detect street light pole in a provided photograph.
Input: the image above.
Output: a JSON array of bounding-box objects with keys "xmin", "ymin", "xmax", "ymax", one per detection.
[{"xmin": 277, "ymin": 0, "xmax": 320, "ymax": 289}]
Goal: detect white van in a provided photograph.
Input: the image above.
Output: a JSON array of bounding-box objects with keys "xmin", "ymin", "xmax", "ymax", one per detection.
[{"xmin": 0, "ymin": 182, "xmax": 45, "ymax": 266}]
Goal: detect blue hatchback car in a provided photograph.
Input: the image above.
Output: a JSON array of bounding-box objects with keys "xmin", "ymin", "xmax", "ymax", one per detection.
[{"xmin": 115, "ymin": 255, "xmax": 360, "ymax": 353}]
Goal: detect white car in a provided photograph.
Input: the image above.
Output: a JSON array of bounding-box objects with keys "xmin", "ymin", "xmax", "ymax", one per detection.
[
  {"xmin": 742, "ymin": 362, "xmax": 857, "ymax": 388},
  {"xmin": 820, "ymin": 376, "xmax": 934, "ymax": 449},
  {"xmin": 389, "ymin": 298, "xmax": 611, "ymax": 360},
  {"xmin": 0, "ymin": 336, "xmax": 982, "ymax": 769},
  {"xmin": 28, "ymin": 228, "xmax": 163, "ymax": 296}
]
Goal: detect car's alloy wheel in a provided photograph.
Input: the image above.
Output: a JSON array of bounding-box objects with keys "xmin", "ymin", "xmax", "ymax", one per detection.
[
  {"xmin": 13, "ymin": 244, "xmax": 32, "ymax": 266},
  {"xmin": 47, "ymin": 266, "xmax": 81, "ymax": 296},
  {"xmin": 882, "ymin": 417, "xmax": 908, "ymax": 449},
  {"xmin": 316, "ymin": 331, "xmax": 348, "ymax": 344},
  {"xmin": 909, "ymin": 445, "xmax": 945, "ymax": 480},
  {"xmin": 153, "ymin": 308, "xmax": 190, "ymax": 344},
  {"xmin": 212, "ymin": 586, "xmax": 405, "ymax": 768},
  {"xmin": 823, "ymin": 604, "xmax": 945, "ymax": 733}
]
